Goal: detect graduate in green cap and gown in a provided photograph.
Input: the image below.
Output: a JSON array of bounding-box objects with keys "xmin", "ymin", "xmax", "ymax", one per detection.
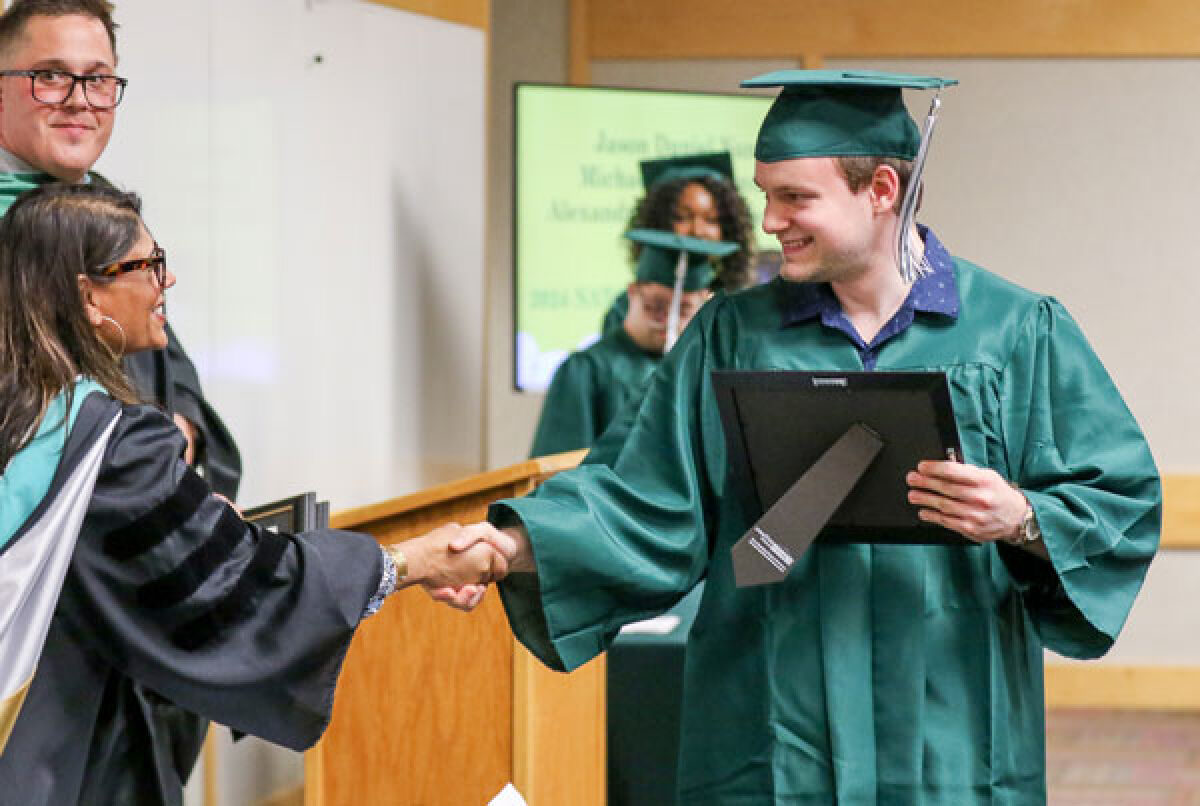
[
  {"xmin": 452, "ymin": 69, "xmax": 1161, "ymax": 805},
  {"xmin": 530, "ymin": 229, "xmax": 737, "ymax": 457},
  {"xmin": 600, "ymin": 151, "xmax": 756, "ymax": 335}
]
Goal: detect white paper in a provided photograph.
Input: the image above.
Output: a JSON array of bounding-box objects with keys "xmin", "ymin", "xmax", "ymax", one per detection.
[
  {"xmin": 488, "ymin": 783, "xmax": 527, "ymax": 806},
  {"xmin": 618, "ymin": 613, "xmax": 681, "ymax": 635}
]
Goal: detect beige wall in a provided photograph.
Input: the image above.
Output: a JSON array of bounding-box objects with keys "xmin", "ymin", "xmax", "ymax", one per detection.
[
  {"xmin": 485, "ymin": 0, "xmax": 570, "ymax": 468},
  {"xmin": 590, "ymin": 56, "xmax": 1199, "ymax": 474},
  {"xmin": 104, "ymin": 0, "xmax": 487, "ymax": 802}
]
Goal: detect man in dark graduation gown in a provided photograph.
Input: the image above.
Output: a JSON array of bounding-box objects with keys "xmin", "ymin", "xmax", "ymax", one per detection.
[
  {"xmin": 530, "ymin": 229, "xmax": 736, "ymax": 457},
  {"xmin": 458, "ymin": 71, "xmax": 1161, "ymax": 804},
  {"xmin": 0, "ymin": 1, "xmax": 241, "ymax": 498}
]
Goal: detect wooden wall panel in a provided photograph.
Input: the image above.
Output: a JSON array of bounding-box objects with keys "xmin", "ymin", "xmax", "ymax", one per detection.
[
  {"xmin": 368, "ymin": 0, "xmax": 489, "ymax": 31},
  {"xmin": 581, "ymin": 0, "xmax": 1200, "ymax": 60},
  {"xmin": 1163, "ymin": 475, "xmax": 1200, "ymax": 549},
  {"xmin": 569, "ymin": 0, "xmax": 591, "ymax": 85},
  {"xmin": 1046, "ymin": 665, "xmax": 1200, "ymax": 710}
]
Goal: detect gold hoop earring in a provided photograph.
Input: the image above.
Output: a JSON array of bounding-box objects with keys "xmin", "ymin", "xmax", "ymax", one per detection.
[{"xmin": 99, "ymin": 314, "xmax": 127, "ymax": 356}]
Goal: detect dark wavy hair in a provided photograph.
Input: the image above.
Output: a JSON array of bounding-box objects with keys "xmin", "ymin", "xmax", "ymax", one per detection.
[
  {"xmin": 625, "ymin": 175, "xmax": 756, "ymax": 292},
  {"xmin": 0, "ymin": 182, "xmax": 142, "ymax": 469}
]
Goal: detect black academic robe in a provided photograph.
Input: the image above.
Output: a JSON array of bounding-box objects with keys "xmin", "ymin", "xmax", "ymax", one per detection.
[{"xmin": 0, "ymin": 392, "xmax": 381, "ymax": 806}]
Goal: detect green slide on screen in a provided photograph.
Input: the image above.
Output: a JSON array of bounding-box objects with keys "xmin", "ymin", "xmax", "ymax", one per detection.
[{"xmin": 514, "ymin": 84, "xmax": 773, "ymax": 392}]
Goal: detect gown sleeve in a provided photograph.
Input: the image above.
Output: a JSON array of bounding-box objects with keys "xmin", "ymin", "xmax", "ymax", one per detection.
[
  {"xmin": 64, "ymin": 404, "xmax": 382, "ymax": 750},
  {"xmin": 529, "ymin": 351, "xmax": 602, "ymax": 458},
  {"xmin": 997, "ymin": 298, "xmax": 1161, "ymax": 659},
  {"xmin": 497, "ymin": 300, "xmax": 731, "ymax": 671}
]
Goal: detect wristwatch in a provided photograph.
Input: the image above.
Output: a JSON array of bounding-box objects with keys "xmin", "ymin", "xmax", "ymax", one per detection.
[
  {"xmin": 384, "ymin": 543, "xmax": 409, "ymax": 582},
  {"xmin": 1005, "ymin": 500, "xmax": 1041, "ymax": 547}
]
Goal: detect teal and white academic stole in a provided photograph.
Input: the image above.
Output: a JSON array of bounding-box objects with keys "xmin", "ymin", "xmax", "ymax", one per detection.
[{"xmin": 0, "ymin": 380, "xmax": 117, "ymax": 753}]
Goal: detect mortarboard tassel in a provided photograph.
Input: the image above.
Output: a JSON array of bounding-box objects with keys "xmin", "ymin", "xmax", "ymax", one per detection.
[
  {"xmin": 895, "ymin": 91, "xmax": 943, "ymax": 284},
  {"xmin": 664, "ymin": 249, "xmax": 689, "ymax": 351}
]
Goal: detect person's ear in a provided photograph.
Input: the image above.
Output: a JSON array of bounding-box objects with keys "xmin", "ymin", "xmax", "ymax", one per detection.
[
  {"xmin": 78, "ymin": 275, "xmax": 105, "ymax": 327},
  {"xmin": 626, "ymin": 281, "xmax": 639, "ymax": 297},
  {"xmin": 868, "ymin": 164, "xmax": 901, "ymax": 214}
]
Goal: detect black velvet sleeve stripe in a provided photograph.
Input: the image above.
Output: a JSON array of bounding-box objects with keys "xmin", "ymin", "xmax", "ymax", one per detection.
[
  {"xmin": 103, "ymin": 468, "xmax": 210, "ymax": 561},
  {"xmin": 135, "ymin": 505, "xmax": 248, "ymax": 610},
  {"xmin": 170, "ymin": 527, "xmax": 290, "ymax": 651}
]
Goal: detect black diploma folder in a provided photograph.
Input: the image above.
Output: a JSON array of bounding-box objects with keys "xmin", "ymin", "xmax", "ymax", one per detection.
[
  {"xmin": 713, "ymin": 370, "xmax": 968, "ymax": 587},
  {"xmin": 242, "ymin": 491, "xmax": 330, "ymax": 533}
]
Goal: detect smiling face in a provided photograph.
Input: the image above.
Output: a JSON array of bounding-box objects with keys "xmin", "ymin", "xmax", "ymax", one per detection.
[
  {"xmin": 82, "ymin": 223, "xmax": 175, "ymax": 353},
  {"xmin": 0, "ymin": 14, "xmax": 116, "ymax": 182},
  {"xmin": 755, "ymin": 156, "xmax": 898, "ymax": 284},
  {"xmin": 671, "ymin": 181, "xmax": 722, "ymax": 242}
]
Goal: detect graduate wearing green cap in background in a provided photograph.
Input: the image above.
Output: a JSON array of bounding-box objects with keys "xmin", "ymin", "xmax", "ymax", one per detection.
[
  {"xmin": 529, "ymin": 230, "xmax": 736, "ymax": 458},
  {"xmin": 461, "ymin": 70, "xmax": 1160, "ymax": 804},
  {"xmin": 600, "ymin": 151, "xmax": 756, "ymax": 337}
]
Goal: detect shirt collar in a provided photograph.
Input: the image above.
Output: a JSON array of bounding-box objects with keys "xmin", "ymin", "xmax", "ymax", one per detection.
[
  {"xmin": 0, "ymin": 146, "xmax": 42, "ymax": 176},
  {"xmin": 779, "ymin": 225, "xmax": 960, "ymax": 327},
  {"xmin": 0, "ymin": 146, "xmax": 92, "ymax": 183}
]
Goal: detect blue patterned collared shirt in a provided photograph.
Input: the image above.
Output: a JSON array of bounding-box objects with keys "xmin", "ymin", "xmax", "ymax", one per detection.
[{"xmin": 779, "ymin": 226, "xmax": 960, "ymax": 370}]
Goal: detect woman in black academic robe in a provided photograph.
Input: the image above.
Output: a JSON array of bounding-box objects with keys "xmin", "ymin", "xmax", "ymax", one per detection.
[{"xmin": 0, "ymin": 183, "xmax": 503, "ymax": 805}]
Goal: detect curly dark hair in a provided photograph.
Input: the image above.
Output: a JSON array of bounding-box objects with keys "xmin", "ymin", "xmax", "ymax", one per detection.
[{"xmin": 625, "ymin": 175, "xmax": 755, "ymax": 292}]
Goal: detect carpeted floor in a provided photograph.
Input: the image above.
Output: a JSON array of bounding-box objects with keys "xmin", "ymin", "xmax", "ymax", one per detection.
[{"xmin": 1047, "ymin": 710, "xmax": 1200, "ymax": 804}]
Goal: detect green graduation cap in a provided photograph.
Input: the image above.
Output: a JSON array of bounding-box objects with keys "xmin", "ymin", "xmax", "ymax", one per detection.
[
  {"xmin": 639, "ymin": 151, "xmax": 733, "ymax": 191},
  {"xmin": 626, "ymin": 228, "xmax": 738, "ymax": 290},
  {"xmin": 741, "ymin": 69, "xmax": 958, "ymax": 282},
  {"xmin": 626, "ymin": 228, "xmax": 740, "ymax": 350},
  {"xmin": 742, "ymin": 69, "xmax": 956, "ymax": 162}
]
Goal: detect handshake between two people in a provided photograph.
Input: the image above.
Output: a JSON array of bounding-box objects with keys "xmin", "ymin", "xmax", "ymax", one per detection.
[{"xmin": 388, "ymin": 522, "xmax": 532, "ymax": 611}]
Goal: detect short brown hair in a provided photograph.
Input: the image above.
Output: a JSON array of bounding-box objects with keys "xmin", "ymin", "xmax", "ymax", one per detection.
[
  {"xmin": 0, "ymin": 0, "xmax": 118, "ymax": 64},
  {"xmin": 836, "ymin": 156, "xmax": 918, "ymax": 214}
]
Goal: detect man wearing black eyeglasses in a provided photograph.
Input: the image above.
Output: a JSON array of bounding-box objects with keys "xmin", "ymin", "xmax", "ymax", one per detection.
[{"xmin": 0, "ymin": 0, "xmax": 242, "ymax": 502}]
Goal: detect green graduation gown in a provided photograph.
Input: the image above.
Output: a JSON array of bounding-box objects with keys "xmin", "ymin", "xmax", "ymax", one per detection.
[
  {"xmin": 529, "ymin": 327, "xmax": 659, "ymax": 457},
  {"xmin": 494, "ymin": 254, "xmax": 1161, "ymax": 805}
]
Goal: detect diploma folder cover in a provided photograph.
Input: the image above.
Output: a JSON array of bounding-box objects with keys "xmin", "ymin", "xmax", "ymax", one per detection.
[
  {"xmin": 713, "ymin": 371, "xmax": 968, "ymax": 586},
  {"xmin": 242, "ymin": 492, "xmax": 330, "ymax": 533}
]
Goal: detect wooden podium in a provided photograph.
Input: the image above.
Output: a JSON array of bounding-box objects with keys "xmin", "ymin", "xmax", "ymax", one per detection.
[{"xmin": 303, "ymin": 451, "xmax": 601, "ymax": 806}]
